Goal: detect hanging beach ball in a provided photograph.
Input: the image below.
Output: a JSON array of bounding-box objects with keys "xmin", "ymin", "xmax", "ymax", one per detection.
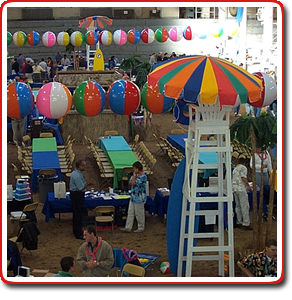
[
  {"xmin": 70, "ymin": 31, "xmax": 84, "ymax": 47},
  {"xmin": 13, "ymin": 31, "xmax": 27, "ymax": 46},
  {"xmin": 141, "ymin": 84, "xmax": 174, "ymax": 114},
  {"xmin": 225, "ymin": 22, "xmax": 239, "ymax": 38},
  {"xmin": 211, "ymin": 23, "xmax": 224, "ymax": 37},
  {"xmin": 42, "ymin": 31, "xmax": 56, "ymax": 47},
  {"xmin": 57, "ymin": 32, "xmax": 70, "ymax": 46},
  {"xmin": 197, "ymin": 28, "xmax": 207, "ymax": 39},
  {"xmin": 85, "ymin": 30, "xmax": 99, "ymax": 46},
  {"xmin": 7, "ymin": 31, "xmax": 12, "ymax": 46},
  {"xmin": 250, "ymin": 72, "xmax": 277, "ymax": 108},
  {"xmin": 73, "ymin": 81, "xmax": 106, "ymax": 117},
  {"xmin": 183, "ymin": 26, "xmax": 195, "ymax": 40},
  {"xmin": 140, "ymin": 28, "xmax": 155, "ymax": 44},
  {"xmin": 168, "ymin": 27, "xmax": 183, "ymax": 42},
  {"xmin": 113, "ymin": 29, "xmax": 127, "ymax": 45},
  {"xmin": 7, "ymin": 82, "xmax": 34, "ymax": 119},
  {"xmin": 159, "ymin": 262, "xmax": 171, "ymax": 274},
  {"xmin": 155, "ymin": 27, "xmax": 168, "ymax": 43},
  {"xmin": 127, "ymin": 29, "xmax": 140, "ymax": 44},
  {"xmin": 27, "ymin": 31, "xmax": 40, "ymax": 46},
  {"xmin": 107, "ymin": 80, "xmax": 140, "ymax": 115},
  {"xmin": 36, "ymin": 82, "xmax": 72, "ymax": 119},
  {"xmin": 99, "ymin": 30, "xmax": 112, "ymax": 45}
]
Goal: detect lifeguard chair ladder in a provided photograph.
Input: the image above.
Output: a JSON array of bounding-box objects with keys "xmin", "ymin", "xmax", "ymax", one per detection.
[{"xmin": 177, "ymin": 101, "xmax": 234, "ymax": 277}]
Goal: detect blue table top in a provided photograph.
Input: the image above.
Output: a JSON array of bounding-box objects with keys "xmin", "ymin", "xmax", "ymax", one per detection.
[
  {"xmin": 32, "ymin": 151, "xmax": 60, "ymax": 170},
  {"xmin": 99, "ymin": 136, "xmax": 131, "ymax": 152}
]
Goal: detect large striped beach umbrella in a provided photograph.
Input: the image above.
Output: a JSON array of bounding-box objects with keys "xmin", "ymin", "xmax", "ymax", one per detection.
[
  {"xmin": 147, "ymin": 55, "xmax": 262, "ymax": 106},
  {"xmin": 79, "ymin": 16, "xmax": 113, "ymax": 30}
]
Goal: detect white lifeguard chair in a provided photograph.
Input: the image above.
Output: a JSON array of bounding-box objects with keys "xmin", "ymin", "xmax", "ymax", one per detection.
[{"xmin": 177, "ymin": 99, "xmax": 234, "ymax": 277}]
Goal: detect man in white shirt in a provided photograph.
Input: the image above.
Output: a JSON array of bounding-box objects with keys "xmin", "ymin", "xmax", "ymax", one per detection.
[{"xmin": 60, "ymin": 54, "xmax": 71, "ymax": 66}]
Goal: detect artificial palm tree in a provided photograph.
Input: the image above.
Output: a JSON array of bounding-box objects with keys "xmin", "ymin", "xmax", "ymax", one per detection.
[
  {"xmin": 135, "ymin": 61, "xmax": 151, "ymax": 88},
  {"xmin": 119, "ymin": 55, "xmax": 141, "ymax": 79}
]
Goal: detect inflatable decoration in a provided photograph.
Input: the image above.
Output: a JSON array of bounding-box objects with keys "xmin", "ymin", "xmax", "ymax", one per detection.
[
  {"xmin": 250, "ymin": 72, "xmax": 277, "ymax": 107},
  {"xmin": 155, "ymin": 27, "xmax": 168, "ymax": 43},
  {"xmin": 57, "ymin": 32, "xmax": 70, "ymax": 46},
  {"xmin": 225, "ymin": 22, "xmax": 239, "ymax": 38},
  {"xmin": 159, "ymin": 262, "xmax": 171, "ymax": 274},
  {"xmin": 27, "ymin": 31, "xmax": 40, "ymax": 46},
  {"xmin": 140, "ymin": 28, "xmax": 155, "ymax": 44},
  {"xmin": 211, "ymin": 23, "xmax": 224, "ymax": 37},
  {"xmin": 36, "ymin": 82, "xmax": 72, "ymax": 119},
  {"xmin": 7, "ymin": 82, "xmax": 34, "ymax": 119},
  {"xmin": 99, "ymin": 30, "xmax": 112, "ymax": 45},
  {"xmin": 168, "ymin": 27, "xmax": 183, "ymax": 42},
  {"xmin": 197, "ymin": 29, "xmax": 207, "ymax": 40},
  {"xmin": 141, "ymin": 84, "xmax": 174, "ymax": 114},
  {"xmin": 113, "ymin": 29, "xmax": 127, "ymax": 45},
  {"xmin": 173, "ymin": 97, "xmax": 196, "ymax": 125},
  {"xmin": 127, "ymin": 29, "xmax": 141, "ymax": 44},
  {"xmin": 183, "ymin": 26, "xmax": 195, "ymax": 40},
  {"xmin": 85, "ymin": 30, "xmax": 99, "ymax": 46},
  {"xmin": 13, "ymin": 31, "xmax": 27, "ymax": 46},
  {"xmin": 7, "ymin": 31, "xmax": 12, "ymax": 46},
  {"xmin": 42, "ymin": 31, "xmax": 56, "ymax": 47},
  {"xmin": 70, "ymin": 31, "xmax": 84, "ymax": 47},
  {"xmin": 107, "ymin": 80, "xmax": 140, "ymax": 115},
  {"xmin": 73, "ymin": 81, "xmax": 106, "ymax": 117}
]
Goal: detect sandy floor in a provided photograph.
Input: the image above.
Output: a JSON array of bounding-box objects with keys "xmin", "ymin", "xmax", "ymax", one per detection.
[{"xmin": 6, "ymin": 107, "xmax": 277, "ymax": 279}]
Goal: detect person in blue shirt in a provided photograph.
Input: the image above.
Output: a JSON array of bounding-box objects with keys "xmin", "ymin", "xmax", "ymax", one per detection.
[
  {"xmin": 69, "ymin": 160, "xmax": 95, "ymax": 239},
  {"xmin": 52, "ymin": 256, "xmax": 75, "ymax": 277},
  {"xmin": 120, "ymin": 161, "xmax": 147, "ymax": 233},
  {"xmin": 108, "ymin": 56, "xmax": 116, "ymax": 70}
]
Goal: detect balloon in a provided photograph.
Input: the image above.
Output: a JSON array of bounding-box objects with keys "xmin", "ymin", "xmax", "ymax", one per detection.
[
  {"xmin": 42, "ymin": 31, "xmax": 56, "ymax": 47},
  {"xmin": 127, "ymin": 29, "xmax": 140, "ymax": 44},
  {"xmin": 211, "ymin": 23, "xmax": 224, "ymax": 37},
  {"xmin": 73, "ymin": 81, "xmax": 106, "ymax": 117},
  {"xmin": 7, "ymin": 31, "xmax": 12, "ymax": 46},
  {"xmin": 36, "ymin": 82, "xmax": 72, "ymax": 119},
  {"xmin": 85, "ymin": 30, "xmax": 99, "ymax": 46},
  {"xmin": 250, "ymin": 72, "xmax": 277, "ymax": 107},
  {"xmin": 168, "ymin": 27, "xmax": 183, "ymax": 42},
  {"xmin": 70, "ymin": 31, "xmax": 84, "ymax": 47},
  {"xmin": 57, "ymin": 32, "xmax": 70, "ymax": 46},
  {"xmin": 7, "ymin": 82, "xmax": 34, "ymax": 119},
  {"xmin": 183, "ymin": 26, "xmax": 195, "ymax": 40},
  {"xmin": 113, "ymin": 29, "xmax": 127, "ymax": 45},
  {"xmin": 140, "ymin": 28, "xmax": 155, "ymax": 44},
  {"xmin": 155, "ymin": 27, "xmax": 168, "ymax": 43},
  {"xmin": 13, "ymin": 31, "xmax": 27, "ymax": 46},
  {"xmin": 141, "ymin": 84, "xmax": 174, "ymax": 114},
  {"xmin": 99, "ymin": 30, "xmax": 112, "ymax": 45},
  {"xmin": 107, "ymin": 80, "xmax": 140, "ymax": 115},
  {"xmin": 27, "ymin": 31, "xmax": 40, "ymax": 46}
]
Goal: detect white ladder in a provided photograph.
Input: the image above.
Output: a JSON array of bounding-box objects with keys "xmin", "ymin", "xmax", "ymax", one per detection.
[{"xmin": 177, "ymin": 101, "xmax": 234, "ymax": 277}]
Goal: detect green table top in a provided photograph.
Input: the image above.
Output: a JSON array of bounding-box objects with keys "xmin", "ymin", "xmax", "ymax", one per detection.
[
  {"xmin": 32, "ymin": 137, "xmax": 57, "ymax": 152},
  {"xmin": 107, "ymin": 150, "xmax": 138, "ymax": 188}
]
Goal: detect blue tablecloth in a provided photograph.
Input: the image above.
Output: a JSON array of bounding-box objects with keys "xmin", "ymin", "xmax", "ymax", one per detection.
[
  {"xmin": 153, "ymin": 189, "xmax": 169, "ymax": 217},
  {"xmin": 42, "ymin": 192, "xmax": 154, "ymax": 223},
  {"xmin": 31, "ymin": 151, "xmax": 62, "ymax": 191},
  {"xmin": 167, "ymin": 134, "xmax": 218, "ymax": 179},
  {"xmin": 99, "ymin": 136, "xmax": 131, "ymax": 152}
]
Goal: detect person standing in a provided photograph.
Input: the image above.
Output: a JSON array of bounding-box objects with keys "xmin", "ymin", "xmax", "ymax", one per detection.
[
  {"xmin": 12, "ymin": 58, "xmax": 19, "ymax": 74},
  {"xmin": 250, "ymin": 147, "xmax": 272, "ymax": 187},
  {"xmin": 60, "ymin": 54, "xmax": 71, "ymax": 66},
  {"xmin": 237, "ymin": 239, "xmax": 277, "ymax": 277},
  {"xmin": 69, "ymin": 160, "xmax": 95, "ymax": 239},
  {"xmin": 76, "ymin": 225, "xmax": 114, "ymax": 277},
  {"xmin": 52, "ymin": 256, "xmax": 75, "ymax": 277},
  {"xmin": 11, "ymin": 117, "xmax": 25, "ymax": 145},
  {"xmin": 17, "ymin": 54, "xmax": 24, "ymax": 73},
  {"xmin": 120, "ymin": 161, "xmax": 147, "ymax": 233},
  {"xmin": 232, "ymin": 158, "xmax": 252, "ymax": 230}
]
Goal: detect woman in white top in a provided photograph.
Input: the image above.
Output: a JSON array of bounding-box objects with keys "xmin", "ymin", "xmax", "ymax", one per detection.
[{"xmin": 250, "ymin": 147, "xmax": 272, "ymax": 187}]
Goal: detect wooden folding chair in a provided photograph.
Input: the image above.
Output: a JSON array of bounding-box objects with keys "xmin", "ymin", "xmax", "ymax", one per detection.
[
  {"xmin": 104, "ymin": 130, "xmax": 118, "ymax": 136},
  {"xmin": 94, "ymin": 206, "xmax": 115, "ymax": 235},
  {"xmin": 39, "ymin": 132, "xmax": 53, "ymax": 138},
  {"xmin": 121, "ymin": 263, "xmax": 145, "ymax": 277}
]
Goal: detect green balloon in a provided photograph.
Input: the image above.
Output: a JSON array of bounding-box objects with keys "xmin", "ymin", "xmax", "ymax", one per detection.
[{"xmin": 7, "ymin": 31, "xmax": 12, "ymax": 46}]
